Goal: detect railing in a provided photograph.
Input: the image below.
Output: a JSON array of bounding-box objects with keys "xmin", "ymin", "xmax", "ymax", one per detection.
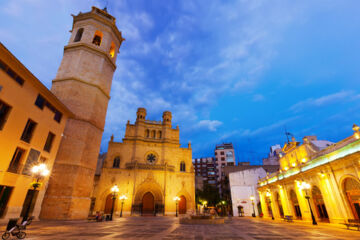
[{"xmin": 144, "ymin": 120, "xmax": 162, "ymax": 125}]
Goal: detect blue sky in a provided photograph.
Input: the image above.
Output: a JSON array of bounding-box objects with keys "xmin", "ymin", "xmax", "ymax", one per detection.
[{"xmin": 1, "ymin": 0, "xmax": 360, "ymax": 164}]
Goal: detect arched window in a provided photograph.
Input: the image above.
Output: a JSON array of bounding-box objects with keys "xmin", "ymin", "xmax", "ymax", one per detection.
[
  {"xmin": 151, "ymin": 130, "xmax": 156, "ymax": 138},
  {"xmin": 157, "ymin": 131, "xmax": 162, "ymax": 139},
  {"xmin": 180, "ymin": 161, "xmax": 186, "ymax": 172},
  {"xmin": 74, "ymin": 28, "xmax": 84, "ymax": 42},
  {"xmin": 145, "ymin": 129, "xmax": 150, "ymax": 138},
  {"xmin": 113, "ymin": 157, "xmax": 120, "ymax": 168},
  {"xmin": 109, "ymin": 42, "xmax": 115, "ymax": 58},
  {"xmin": 92, "ymin": 30, "xmax": 103, "ymax": 46}
]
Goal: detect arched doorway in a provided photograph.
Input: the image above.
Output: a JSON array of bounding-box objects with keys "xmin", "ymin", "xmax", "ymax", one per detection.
[
  {"xmin": 312, "ymin": 186, "xmax": 329, "ymax": 222},
  {"xmin": 142, "ymin": 192, "xmax": 154, "ymax": 215},
  {"xmin": 290, "ymin": 189, "xmax": 302, "ymax": 219},
  {"xmin": 276, "ymin": 192, "xmax": 284, "ymax": 218},
  {"xmin": 343, "ymin": 177, "xmax": 360, "ymax": 219},
  {"xmin": 179, "ymin": 195, "xmax": 187, "ymax": 214},
  {"xmin": 104, "ymin": 194, "xmax": 114, "ymax": 214}
]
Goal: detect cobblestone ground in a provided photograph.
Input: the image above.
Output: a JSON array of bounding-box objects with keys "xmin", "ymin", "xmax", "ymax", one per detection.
[{"xmin": 2, "ymin": 216, "xmax": 360, "ymax": 240}]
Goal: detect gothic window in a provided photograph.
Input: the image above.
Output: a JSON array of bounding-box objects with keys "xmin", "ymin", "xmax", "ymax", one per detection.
[
  {"xmin": 74, "ymin": 28, "xmax": 84, "ymax": 42},
  {"xmin": 151, "ymin": 130, "xmax": 156, "ymax": 138},
  {"xmin": 146, "ymin": 153, "xmax": 156, "ymax": 164},
  {"xmin": 92, "ymin": 30, "xmax": 103, "ymax": 46},
  {"xmin": 157, "ymin": 131, "xmax": 162, "ymax": 139},
  {"xmin": 113, "ymin": 157, "xmax": 120, "ymax": 168},
  {"xmin": 180, "ymin": 161, "xmax": 186, "ymax": 172},
  {"xmin": 145, "ymin": 129, "xmax": 150, "ymax": 138},
  {"xmin": 109, "ymin": 42, "xmax": 115, "ymax": 58}
]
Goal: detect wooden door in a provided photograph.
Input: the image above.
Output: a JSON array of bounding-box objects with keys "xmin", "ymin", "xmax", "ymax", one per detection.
[
  {"xmin": 179, "ymin": 196, "xmax": 186, "ymax": 214},
  {"xmin": 142, "ymin": 192, "xmax": 154, "ymax": 214},
  {"xmin": 104, "ymin": 194, "xmax": 113, "ymax": 214}
]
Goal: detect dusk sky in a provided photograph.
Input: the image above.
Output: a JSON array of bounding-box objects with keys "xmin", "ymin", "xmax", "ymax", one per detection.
[{"xmin": 1, "ymin": 0, "xmax": 360, "ymax": 164}]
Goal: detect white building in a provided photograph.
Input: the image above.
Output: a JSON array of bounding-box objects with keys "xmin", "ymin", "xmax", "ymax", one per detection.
[{"xmin": 229, "ymin": 167, "xmax": 267, "ymax": 217}]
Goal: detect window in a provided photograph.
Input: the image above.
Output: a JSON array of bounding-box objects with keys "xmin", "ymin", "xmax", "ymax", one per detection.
[
  {"xmin": 20, "ymin": 119, "xmax": 37, "ymax": 143},
  {"xmin": 0, "ymin": 100, "xmax": 11, "ymax": 130},
  {"xmin": 113, "ymin": 157, "xmax": 120, "ymax": 168},
  {"xmin": 109, "ymin": 42, "xmax": 115, "ymax": 58},
  {"xmin": 145, "ymin": 129, "xmax": 150, "ymax": 138},
  {"xmin": 0, "ymin": 60, "xmax": 24, "ymax": 85},
  {"xmin": 158, "ymin": 131, "xmax": 162, "ymax": 139},
  {"xmin": 74, "ymin": 28, "xmax": 84, "ymax": 42},
  {"xmin": 151, "ymin": 130, "xmax": 156, "ymax": 138},
  {"xmin": 220, "ymin": 151, "xmax": 224, "ymax": 155},
  {"xmin": 54, "ymin": 111, "xmax": 62, "ymax": 123},
  {"xmin": 92, "ymin": 30, "xmax": 103, "ymax": 46},
  {"xmin": 146, "ymin": 153, "xmax": 156, "ymax": 164},
  {"xmin": 215, "ymin": 152, "xmax": 217, "ymax": 155},
  {"xmin": 7, "ymin": 148, "xmax": 25, "ymax": 174},
  {"xmin": 44, "ymin": 132, "xmax": 55, "ymax": 152},
  {"xmin": 34, "ymin": 94, "xmax": 46, "ymax": 109},
  {"xmin": 221, "ymin": 157, "xmax": 225, "ymax": 161},
  {"xmin": 180, "ymin": 161, "xmax": 186, "ymax": 172},
  {"xmin": 22, "ymin": 148, "xmax": 40, "ymax": 176}
]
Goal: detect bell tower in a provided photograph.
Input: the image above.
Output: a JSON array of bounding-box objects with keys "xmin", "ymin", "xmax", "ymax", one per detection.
[{"xmin": 40, "ymin": 7, "xmax": 124, "ymax": 220}]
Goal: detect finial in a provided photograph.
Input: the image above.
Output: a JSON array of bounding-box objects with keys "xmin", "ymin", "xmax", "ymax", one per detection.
[
  {"xmin": 188, "ymin": 141, "xmax": 192, "ymax": 149},
  {"xmin": 110, "ymin": 134, "xmax": 114, "ymax": 142}
]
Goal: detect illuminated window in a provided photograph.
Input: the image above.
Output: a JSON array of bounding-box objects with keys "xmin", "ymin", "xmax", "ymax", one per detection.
[
  {"xmin": 74, "ymin": 28, "xmax": 84, "ymax": 42},
  {"xmin": 92, "ymin": 30, "xmax": 103, "ymax": 46},
  {"xmin": 109, "ymin": 42, "xmax": 115, "ymax": 58}
]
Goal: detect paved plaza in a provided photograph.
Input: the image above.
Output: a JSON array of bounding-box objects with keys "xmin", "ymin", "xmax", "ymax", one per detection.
[{"xmin": 2, "ymin": 216, "xmax": 360, "ymax": 240}]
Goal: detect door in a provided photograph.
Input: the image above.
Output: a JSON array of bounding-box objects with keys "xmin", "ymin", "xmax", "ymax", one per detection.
[
  {"xmin": 0, "ymin": 186, "xmax": 13, "ymax": 217},
  {"xmin": 104, "ymin": 194, "xmax": 113, "ymax": 214},
  {"xmin": 179, "ymin": 196, "xmax": 186, "ymax": 214},
  {"xmin": 20, "ymin": 189, "xmax": 38, "ymax": 217},
  {"xmin": 142, "ymin": 192, "xmax": 154, "ymax": 214}
]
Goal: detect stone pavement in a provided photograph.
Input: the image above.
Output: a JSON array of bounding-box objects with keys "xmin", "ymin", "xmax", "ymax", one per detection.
[{"xmin": 2, "ymin": 216, "xmax": 360, "ymax": 239}]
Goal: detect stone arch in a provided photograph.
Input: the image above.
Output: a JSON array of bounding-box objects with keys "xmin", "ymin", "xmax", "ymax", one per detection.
[
  {"xmin": 98, "ymin": 186, "xmax": 119, "ymax": 213},
  {"xmin": 289, "ymin": 189, "xmax": 302, "ymax": 219},
  {"xmin": 275, "ymin": 191, "xmax": 284, "ymax": 218},
  {"xmin": 176, "ymin": 189, "xmax": 194, "ymax": 212},
  {"xmin": 134, "ymin": 180, "xmax": 164, "ymax": 206},
  {"xmin": 341, "ymin": 175, "xmax": 360, "ymax": 219},
  {"xmin": 108, "ymin": 152, "xmax": 122, "ymax": 168}
]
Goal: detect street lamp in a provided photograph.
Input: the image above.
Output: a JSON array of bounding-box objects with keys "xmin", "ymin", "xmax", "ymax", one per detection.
[
  {"xmin": 173, "ymin": 196, "xmax": 180, "ymax": 217},
  {"xmin": 300, "ymin": 182, "xmax": 317, "ymax": 225},
  {"xmin": 110, "ymin": 185, "xmax": 119, "ymax": 221},
  {"xmin": 23, "ymin": 163, "xmax": 50, "ymax": 221},
  {"xmin": 119, "ymin": 195, "xmax": 127, "ymax": 217},
  {"xmin": 250, "ymin": 195, "xmax": 256, "ymax": 217},
  {"xmin": 266, "ymin": 191, "xmax": 274, "ymax": 220}
]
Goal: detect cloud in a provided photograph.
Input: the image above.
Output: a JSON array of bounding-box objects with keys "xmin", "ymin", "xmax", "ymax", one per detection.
[
  {"xmin": 252, "ymin": 94, "xmax": 265, "ymax": 102},
  {"xmin": 289, "ymin": 90, "xmax": 354, "ymax": 112},
  {"xmin": 196, "ymin": 120, "xmax": 223, "ymax": 132}
]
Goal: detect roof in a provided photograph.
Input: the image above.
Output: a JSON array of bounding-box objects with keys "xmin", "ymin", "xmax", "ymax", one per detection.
[
  {"xmin": 310, "ymin": 140, "xmax": 334, "ymax": 150},
  {"xmin": 0, "ymin": 42, "xmax": 74, "ymax": 118}
]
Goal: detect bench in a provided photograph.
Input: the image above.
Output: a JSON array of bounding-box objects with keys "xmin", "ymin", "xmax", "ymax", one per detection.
[
  {"xmin": 344, "ymin": 219, "xmax": 360, "ymax": 231},
  {"xmin": 284, "ymin": 215, "xmax": 293, "ymax": 222}
]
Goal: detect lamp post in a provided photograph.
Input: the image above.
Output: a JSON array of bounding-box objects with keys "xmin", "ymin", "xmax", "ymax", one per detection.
[
  {"xmin": 23, "ymin": 163, "xmax": 50, "ymax": 221},
  {"xmin": 250, "ymin": 195, "xmax": 256, "ymax": 217},
  {"xmin": 266, "ymin": 192, "xmax": 274, "ymax": 220},
  {"xmin": 301, "ymin": 182, "xmax": 317, "ymax": 225},
  {"xmin": 173, "ymin": 196, "xmax": 180, "ymax": 217},
  {"xmin": 119, "ymin": 195, "xmax": 127, "ymax": 217},
  {"xmin": 110, "ymin": 185, "xmax": 119, "ymax": 221}
]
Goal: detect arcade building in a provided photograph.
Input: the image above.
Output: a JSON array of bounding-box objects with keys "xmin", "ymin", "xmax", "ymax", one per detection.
[{"xmin": 258, "ymin": 125, "xmax": 360, "ymax": 224}]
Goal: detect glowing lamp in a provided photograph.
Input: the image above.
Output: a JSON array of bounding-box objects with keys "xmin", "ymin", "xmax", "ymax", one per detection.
[
  {"xmin": 266, "ymin": 192, "xmax": 271, "ymax": 197},
  {"xmin": 119, "ymin": 195, "xmax": 127, "ymax": 201},
  {"xmin": 173, "ymin": 196, "xmax": 180, "ymax": 201},
  {"xmin": 250, "ymin": 196, "xmax": 255, "ymax": 201},
  {"xmin": 111, "ymin": 185, "xmax": 119, "ymax": 193},
  {"xmin": 284, "ymin": 167, "xmax": 289, "ymax": 171},
  {"xmin": 292, "ymin": 163, "xmax": 296, "ymax": 167}
]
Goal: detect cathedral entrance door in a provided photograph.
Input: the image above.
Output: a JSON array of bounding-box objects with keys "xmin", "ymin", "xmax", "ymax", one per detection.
[
  {"xmin": 104, "ymin": 194, "xmax": 114, "ymax": 214},
  {"xmin": 142, "ymin": 192, "xmax": 154, "ymax": 215},
  {"xmin": 179, "ymin": 195, "xmax": 186, "ymax": 214}
]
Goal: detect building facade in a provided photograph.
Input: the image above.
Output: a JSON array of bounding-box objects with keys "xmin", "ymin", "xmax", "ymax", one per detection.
[
  {"xmin": 0, "ymin": 44, "xmax": 73, "ymax": 222},
  {"xmin": 92, "ymin": 108, "xmax": 195, "ymax": 216},
  {"xmin": 258, "ymin": 130, "xmax": 360, "ymax": 224},
  {"xmin": 40, "ymin": 7, "xmax": 124, "ymax": 220},
  {"xmin": 229, "ymin": 167, "xmax": 267, "ymax": 217},
  {"xmin": 263, "ymin": 144, "xmax": 282, "ymax": 165},
  {"xmin": 215, "ymin": 143, "xmax": 236, "ymax": 195},
  {"xmin": 192, "ymin": 157, "xmax": 218, "ymax": 187}
]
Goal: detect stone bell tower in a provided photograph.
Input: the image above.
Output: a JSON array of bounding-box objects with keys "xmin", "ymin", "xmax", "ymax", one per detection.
[{"xmin": 40, "ymin": 7, "xmax": 124, "ymax": 220}]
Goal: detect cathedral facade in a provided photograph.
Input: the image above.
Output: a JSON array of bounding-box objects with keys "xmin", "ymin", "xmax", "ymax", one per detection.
[{"xmin": 92, "ymin": 108, "xmax": 195, "ymax": 216}]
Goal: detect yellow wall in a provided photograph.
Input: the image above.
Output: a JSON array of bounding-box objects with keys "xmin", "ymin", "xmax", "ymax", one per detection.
[{"xmin": 0, "ymin": 44, "xmax": 71, "ymax": 222}]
